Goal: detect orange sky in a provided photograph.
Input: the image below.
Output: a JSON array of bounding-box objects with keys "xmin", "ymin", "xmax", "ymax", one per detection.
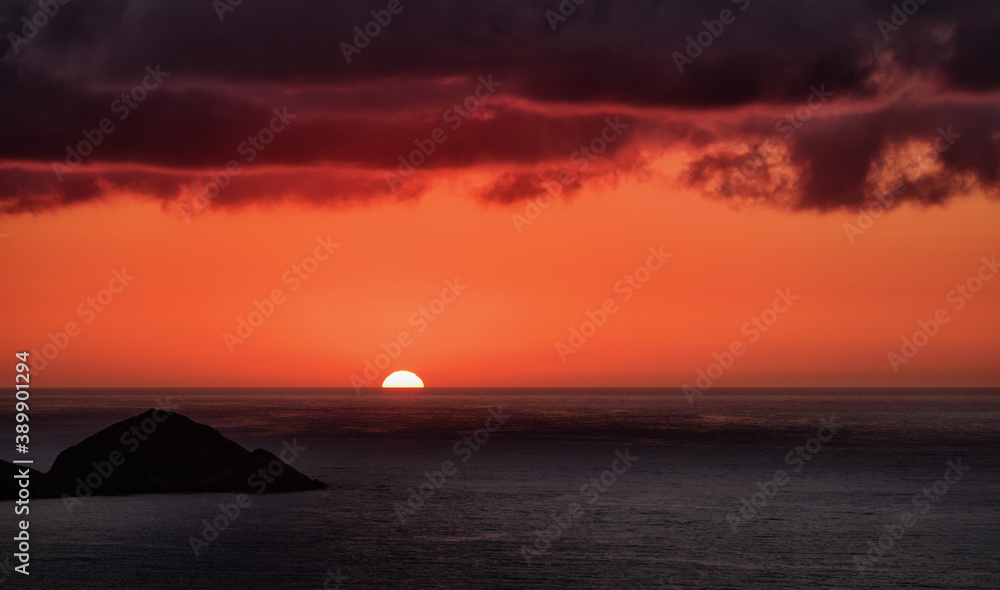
[
  {"xmin": 4, "ymin": 0, "xmax": 1000, "ymax": 388},
  {"xmin": 2, "ymin": 165, "xmax": 997, "ymax": 387}
]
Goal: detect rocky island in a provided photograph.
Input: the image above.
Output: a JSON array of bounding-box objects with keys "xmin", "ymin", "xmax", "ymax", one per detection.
[{"xmin": 1, "ymin": 409, "xmax": 326, "ymax": 502}]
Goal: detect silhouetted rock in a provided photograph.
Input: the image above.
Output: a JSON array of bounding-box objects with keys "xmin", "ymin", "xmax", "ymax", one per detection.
[
  {"xmin": 1, "ymin": 461, "xmax": 57, "ymax": 499},
  {"xmin": 1, "ymin": 410, "xmax": 326, "ymax": 501}
]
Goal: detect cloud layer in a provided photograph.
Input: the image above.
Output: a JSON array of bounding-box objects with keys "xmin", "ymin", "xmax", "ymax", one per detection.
[{"xmin": 1, "ymin": 0, "xmax": 998, "ymax": 214}]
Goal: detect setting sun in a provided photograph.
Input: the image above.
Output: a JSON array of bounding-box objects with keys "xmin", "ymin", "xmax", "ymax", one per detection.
[{"xmin": 381, "ymin": 371, "xmax": 425, "ymax": 388}]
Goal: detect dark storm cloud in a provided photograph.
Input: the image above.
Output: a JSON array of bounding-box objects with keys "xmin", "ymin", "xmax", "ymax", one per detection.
[
  {"xmin": 684, "ymin": 102, "xmax": 1000, "ymax": 210},
  {"xmin": 6, "ymin": 0, "xmax": 994, "ymax": 99},
  {"xmin": 1, "ymin": 0, "xmax": 998, "ymax": 213}
]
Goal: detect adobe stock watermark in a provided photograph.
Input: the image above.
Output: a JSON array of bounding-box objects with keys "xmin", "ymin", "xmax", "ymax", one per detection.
[
  {"xmin": 394, "ymin": 408, "xmax": 509, "ymax": 524},
  {"xmin": 520, "ymin": 449, "xmax": 638, "ymax": 564},
  {"xmin": 877, "ymin": 0, "xmax": 932, "ymax": 41},
  {"xmin": 684, "ymin": 288, "xmax": 799, "ymax": 404},
  {"xmin": 385, "ymin": 75, "xmax": 501, "ymax": 191},
  {"xmin": 61, "ymin": 398, "xmax": 180, "ymax": 513},
  {"xmin": 188, "ymin": 439, "xmax": 307, "ymax": 558},
  {"xmin": 887, "ymin": 255, "xmax": 997, "ymax": 373},
  {"xmin": 672, "ymin": 0, "xmax": 750, "ymax": 73},
  {"xmin": 511, "ymin": 116, "xmax": 630, "ymax": 234},
  {"xmin": 843, "ymin": 126, "xmax": 960, "ymax": 244},
  {"xmin": 212, "ymin": 0, "xmax": 246, "ymax": 22},
  {"xmin": 29, "ymin": 267, "xmax": 136, "ymax": 374},
  {"xmin": 178, "ymin": 106, "xmax": 296, "ymax": 222},
  {"xmin": 544, "ymin": 0, "xmax": 585, "ymax": 32},
  {"xmin": 223, "ymin": 236, "xmax": 339, "ymax": 353},
  {"xmin": 51, "ymin": 65, "xmax": 170, "ymax": 181},
  {"xmin": 340, "ymin": 0, "xmax": 415, "ymax": 63},
  {"xmin": 718, "ymin": 84, "xmax": 834, "ymax": 196},
  {"xmin": 320, "ymin": 566, "xmax": 349, "ymax": 590},
  {"xmin": 853, "ymin": 458, "xmax": 970, "ymax": 575},
  {"xmin": 726, "ymin": 417, "xmax": 840, "ymax": 533},
  {"xmin": 6, "ymin": 0, "xmax": 72, "ymax": 55},
  {"xmin": 350, "ymin": 278, "xmax": 467, "ymax": 392},
  {"xmin": 555, "ymin": 246, "xmax": 671, "ymax": 363}
]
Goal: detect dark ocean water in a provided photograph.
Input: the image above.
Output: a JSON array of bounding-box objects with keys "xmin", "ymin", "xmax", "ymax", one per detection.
[{"xmin": 2, "ymin": 388, "xmax": 998, "ymax": 589}]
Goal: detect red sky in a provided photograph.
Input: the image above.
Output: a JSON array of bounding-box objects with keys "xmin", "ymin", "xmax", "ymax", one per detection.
[
  {"xmin": 3, "ymin": 177, "xmax": 997, "ymax": 387},
  {"xmin": 1, "ymin": 0, "xmax": 998, "ymax": 387}
]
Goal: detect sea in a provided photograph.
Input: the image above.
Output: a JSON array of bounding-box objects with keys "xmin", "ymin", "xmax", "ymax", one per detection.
[{"xmin": 2, "ymin": 388, "xmax": 998, "ymax": 589}]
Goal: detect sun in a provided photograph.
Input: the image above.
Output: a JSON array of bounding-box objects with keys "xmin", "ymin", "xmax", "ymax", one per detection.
[{"xmin": 381, "ymin": 370, "xmax": 425, "ymax": 388}]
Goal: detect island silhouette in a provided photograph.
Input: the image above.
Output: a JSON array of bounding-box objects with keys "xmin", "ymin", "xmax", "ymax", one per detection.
[{"xmin": 1, "ymin": 409, "xmax": 326, "ymax": 501}]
